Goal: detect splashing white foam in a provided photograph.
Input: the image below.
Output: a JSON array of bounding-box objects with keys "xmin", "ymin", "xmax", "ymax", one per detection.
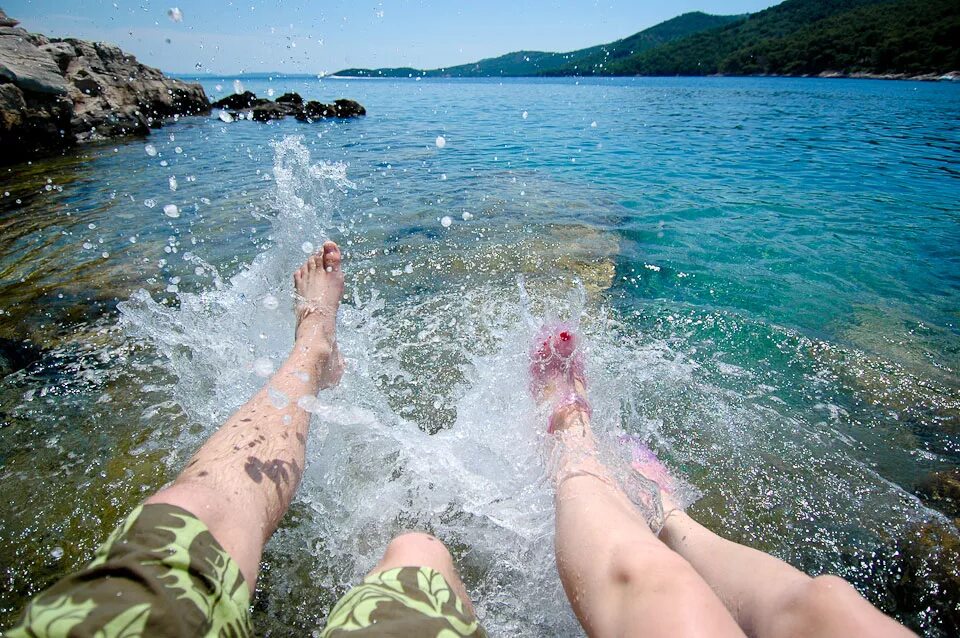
[{"xmin": 117, "ymin": 134, "xmax": 937, "ymax": 635}]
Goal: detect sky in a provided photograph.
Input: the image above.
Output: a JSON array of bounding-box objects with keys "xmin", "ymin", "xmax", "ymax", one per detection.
[{"xmin": 6, "ymin": 0, "xmax": 781, "ymax": 75}]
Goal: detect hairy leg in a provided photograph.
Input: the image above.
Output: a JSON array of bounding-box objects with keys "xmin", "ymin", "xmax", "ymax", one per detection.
[
  {"xmin": 532, "ymin": 327, "xmax": 744, "ymax": 638},
  {"xmin": 146, "ymin": 241, "xmax": 345, "ymax": 592}
]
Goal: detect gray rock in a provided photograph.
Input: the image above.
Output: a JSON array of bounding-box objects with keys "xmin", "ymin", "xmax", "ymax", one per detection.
[
  {"xmin": 0, "ymin": 81, "xmax": 73, "ymax": 157},
  {"xmin": 0, "ymin": 9, "xmax": 19, "ymax": 28},
  {"xmin": 0, "ymin": 12, "xmax": 210, "ymax": 163},
  {"xmin": 0, "ymin": 28, "xmax": 68, "ymax": 94},
  {"xmin": 39, "ymin": 41, "xmax": 76, "ymax": 73}
]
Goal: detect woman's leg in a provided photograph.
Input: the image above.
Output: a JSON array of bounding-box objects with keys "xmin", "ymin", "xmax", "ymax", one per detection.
[
  {"xmin": 532, "ymin": 328, "xmax": 744, "ymax": 638},
  {"xmin": 657, "ymin": 506, "xmax": 916, "ymax": 638}
]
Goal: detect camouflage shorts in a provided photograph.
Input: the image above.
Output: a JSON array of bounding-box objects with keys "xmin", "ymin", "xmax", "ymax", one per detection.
[
  {"xmin": 10, "ymin": 503, "xmax": 486, "ymax": 637},
  {"xmin": 8, "ymin": 503, "xmax": 252, "ymax": 637},
  {"xmin": 321, "ymin": 566, "xmax": 487, "ymax": 637}
]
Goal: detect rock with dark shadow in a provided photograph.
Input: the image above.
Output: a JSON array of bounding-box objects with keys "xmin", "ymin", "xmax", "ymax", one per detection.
[
  {"xmin": 217, "ymin": 92, "xmax": 366, "ymax": 123},
  {"xmin": 296, "ymin": 99, "xmax": 366, "ymax": 121},
  {"xmin": 916, "ymin": 468, "xmax": 960, "ymax": 519},
  {"xmin": 0, "ymin": 9, "xmax": 210, "ymax": 164},
  {"xmin": 274, "ymin": 91, "xmax": 303, "ymax": 105},
  {"xmin": 250, "ymin": 101, "xmax": 299, "ymax": 121},
  {"xmin": 211, "ymin": 90, "xmax": 268, "ymax": 110}
]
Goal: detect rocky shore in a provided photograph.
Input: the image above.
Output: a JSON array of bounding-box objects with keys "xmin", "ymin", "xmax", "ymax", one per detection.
[
  {"xmin": 210, "ymin": 90, "xmax": 365, "ymax": 122},
  {"xmin": 0, "ymin": 10, "xmax": 209, "ymax": 164}
]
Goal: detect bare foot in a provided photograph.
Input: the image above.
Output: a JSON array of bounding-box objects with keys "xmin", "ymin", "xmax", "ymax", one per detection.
[
  {"xmin": 619, "ymin": 434, "xmax": 678, "ymax": 511},
  {"xmin": 529, "ymin": 325, "xmax": 591, "ymax": 434},
  {"xmin": 293, "ymin": 241, "xmax": 344, "ymax": 388}
]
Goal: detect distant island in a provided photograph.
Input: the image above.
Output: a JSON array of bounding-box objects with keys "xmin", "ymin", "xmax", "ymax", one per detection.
[{"xmin": 335, "ymin": 0, "xmax": 959, "ymax": 80}]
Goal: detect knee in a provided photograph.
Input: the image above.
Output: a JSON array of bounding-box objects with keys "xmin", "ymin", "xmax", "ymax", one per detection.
[
  {"xmin": 607, "ymin": 540, "xmax": 699, "ymax": 595},
  {"xmin": 774, "ymin": 575, "xmax": 863, "ymax": 632},
  {"xmin": 380, "ymin": 532, "xmax": 453, "ymax": 571}
]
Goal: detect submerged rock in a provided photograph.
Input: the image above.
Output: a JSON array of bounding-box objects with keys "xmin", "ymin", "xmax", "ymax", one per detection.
[
  {"xmin": 0, "ymin": 337, "xmax": 44, "ymax": 377},
  {"xmin": 0, "ymin": 10, "xmax": 209, "ymax": 163},
  {"xmin": 916, "ymin": 468, "xmax": 960, "ymax": 519},
  {"xmin": 890, "ymin": 520, "xmax": 960, "ymax": 633}
]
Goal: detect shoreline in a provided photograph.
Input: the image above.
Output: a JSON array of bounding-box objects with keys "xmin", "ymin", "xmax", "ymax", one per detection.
[{"xmin": 249, "ymin": 71, "xmax": 960, "ymax": 83}]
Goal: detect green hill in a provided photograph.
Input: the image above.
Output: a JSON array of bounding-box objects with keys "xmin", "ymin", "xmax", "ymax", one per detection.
[
  {"xmin": 334, "ymin": 0, "xmax": 959, "ymax": 79},
  {"xmin": 334, "ymin": 12, "xmax": 740, "ymax": 78},
  {"xmin": 605, "ymin": 0, "xmax": 959, "ymax": 76}
]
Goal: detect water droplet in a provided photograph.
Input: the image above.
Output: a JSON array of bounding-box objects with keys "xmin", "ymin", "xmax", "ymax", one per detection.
[
  {"xmin": 404, "ymin": 263, "xmax": 414, "ymax": 274},
  {"xmin": 167, "ymin": 7, "xmax": 183, "ymax": 22},
  {"xmin": 262, "ymin": 294, "xmax": 279, "ymax": 310},
  {"xmin": 163, "ymin": 204, "xmax": 180, "ymax": 218},
  {"xmin": 297, "ymin": 395, "xmax": 322, "ymax": 413},
  {"xmin": 88, "ymin": 223, "xmax": 96, "ymax": 230},
  {"xmin": 254, "ymin": 357, "xmax": 274, "ymax": 377},
  {"xmin": 144, "ymin": 144, "xmax": 157, "ymax": 156},
  {"xmin": 268, "ymin": 386, "xmax": 289, "ymax": 409},
  {"xmin": 590, "ymin": 120, "xmax": 597, "ymax": 128},
  {"xmin": 462, "ymin": 211, "xmax": 473, "ymax": 221},
  {"xmin": 218, "ymin": 111, "xmax": 234, "ymax": 123},
  {"xmin": 440, "ymin": 216, "xmax": 452, "ymax": 228},
  {"xmin": 522, "ymin": 111, "xmax": 528, "ymax": 119},
  {"xmin": 435, "ymin": 135, "xmax": 446, "ymax": 149},
  {"xmin": 82, "ymin": 241, "xmax": 93, "ymax": 250},
  {"xmin": 168, "ymin": 176, "xmax": 178, "ymax": 191},
  {"xmin": 50, "ymin": 547, "xmax": 64, "ymax": 560},
  {"xmin": 267, "ymin": 88, "xmax": 275, "ymax": 97},
  {"xmin": 144, "ymin": 198, "xmax": 156, "ymax": 208},
  {"xmin": 174, "ymin": 146, "xmax": 183, "ymax": 154},
  {"xmin": 301, "ymin": 241, "xmax": 314, "ymax": 253},
  {"xmin": 233, "ymin": 79, "xmax": 245, "ymax": 94}
]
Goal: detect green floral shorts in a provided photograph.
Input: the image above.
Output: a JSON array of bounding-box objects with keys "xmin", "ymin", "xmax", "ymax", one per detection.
[
  {"xmin": 10, "ymin": 503, "xmax": 486, "ymax": 637},
  {"xmin": 8, "ymin": 503, "xmax": 252, "ymax": 637},
  {"xmin": 321, "ymin": 566, "xmax": 487, "ymax": 637}
]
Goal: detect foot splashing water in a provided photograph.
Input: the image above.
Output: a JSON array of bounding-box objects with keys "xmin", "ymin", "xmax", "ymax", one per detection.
[{"xmin": 118, "ymin": 136, "xmax": 953, "ymax": 635}]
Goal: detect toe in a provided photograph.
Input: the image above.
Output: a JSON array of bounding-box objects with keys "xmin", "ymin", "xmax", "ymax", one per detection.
[{"xmin": 322, "ymin": 241, "xmax": 342, "ymax": 271}]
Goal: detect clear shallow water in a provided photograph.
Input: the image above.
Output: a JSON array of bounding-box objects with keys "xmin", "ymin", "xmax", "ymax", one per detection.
[{"xmin": 0, "ymin": 77, "xmax": 958, "ymax": 635}]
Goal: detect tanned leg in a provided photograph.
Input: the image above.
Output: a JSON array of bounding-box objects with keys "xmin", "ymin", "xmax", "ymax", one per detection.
[
  {"xmin": 532, "ymin": 327, "xmax": 745, "ymax": 638},
  {"xmin": 146, "ymin": 241, "xmax": 345, "ymax": 592}
]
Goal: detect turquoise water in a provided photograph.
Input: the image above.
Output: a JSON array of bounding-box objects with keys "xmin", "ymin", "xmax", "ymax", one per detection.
[{"xmin": 0, "ymin": 76, "xmax": 958, "ymax": 635}]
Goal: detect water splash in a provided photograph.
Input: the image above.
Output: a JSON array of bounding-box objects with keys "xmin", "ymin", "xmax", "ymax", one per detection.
[{"xmin": 117, "ymin": 135, "xmax": 951, "ymax": 635}]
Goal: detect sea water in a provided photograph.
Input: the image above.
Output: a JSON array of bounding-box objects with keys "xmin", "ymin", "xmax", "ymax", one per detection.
[{"xmin": 0, "ymin": 77, "xmax": 957, "ymax": 636}]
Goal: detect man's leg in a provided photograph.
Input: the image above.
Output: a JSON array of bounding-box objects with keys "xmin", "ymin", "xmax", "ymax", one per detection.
[
  {"xmin": 370, "ymin": 532, "xmax": 476, "ymax": 615},
  {"xmin": 147, "ymin": 241, "xmax": 345, "ymax": 591},
  {"xmin": 531, "ymin": 327, "xmax": 745, "ymax": 638},
  {"xmin": 10, "ymin": 243, "xmax": 346, "ymax": 638}
]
